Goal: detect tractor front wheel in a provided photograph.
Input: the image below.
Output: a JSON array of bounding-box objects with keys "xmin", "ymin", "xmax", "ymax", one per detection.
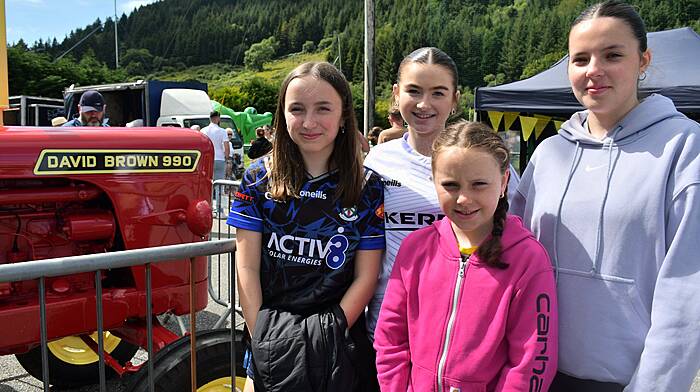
[
  {"xmin": 127, "ymin": 328, "xmax": 246, "ymax": 392},
  {"xmin": 15, "ymin": 332, "xmax": 139, "ymax": 388}
]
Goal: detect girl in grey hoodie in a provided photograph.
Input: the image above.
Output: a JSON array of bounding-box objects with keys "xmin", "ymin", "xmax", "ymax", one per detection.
[{"xmin": 511, "ymin": 1, "xmax": 700, "ymax": 391}]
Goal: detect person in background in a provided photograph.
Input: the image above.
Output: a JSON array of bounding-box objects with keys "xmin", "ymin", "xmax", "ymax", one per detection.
[
  {"xmin": 368, "ymin": 126, "xmax": 382, "ymax": 147},
  {"xmin": 63, "ymin": 90, "xmax": 108, "ymax": 127},
  {"xmin": 229, "ymin": 61, "xmax": 384, "ymax": 392},
  {"xmin": 378, "ymin": 107, "xmax": 406, "ymax": 144},
  {"xmin": 190, "ymin": 124, "xmax": 201, "ymax": 131},
  {"xmin": 263, "ymin": 124, "xmax": 274, "ymax": 141},
  {"xmin": 375, "ymin": 121, "xmax": 557, "ymax": 392},
  {"xmin": 359, "ymin": 130, "xmax": 371, "ymax": 153},
  {"xmin": 247, "ymin": 126, "xmax": 273, "ymax": 160},
  {"xmin": 511, "ymin": 1, "xmax": 700, "ymax": 390},
  {"xmin": 201, "ymin": 110, "xmax": 230, "ymax": 215},
  {"xmin": 225, "ymin": 127, "xmax": 236, "ymax": 180}
]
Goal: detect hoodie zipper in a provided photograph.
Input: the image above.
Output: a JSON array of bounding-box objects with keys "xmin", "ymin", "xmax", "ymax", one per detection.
[{"xmin": 437, "ymin": 256, "xmax": 468, "ymax": 391}]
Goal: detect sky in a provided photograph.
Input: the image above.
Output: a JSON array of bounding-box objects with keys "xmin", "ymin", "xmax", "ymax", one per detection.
[{"xmin": 5, "ymin": 0, "xmax": 159, "ymax": 46}]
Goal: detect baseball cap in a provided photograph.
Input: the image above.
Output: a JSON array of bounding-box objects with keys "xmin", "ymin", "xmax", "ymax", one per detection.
[{"xmin": 79, "ymin": 90, "xmax": 105, "ymax": 112}]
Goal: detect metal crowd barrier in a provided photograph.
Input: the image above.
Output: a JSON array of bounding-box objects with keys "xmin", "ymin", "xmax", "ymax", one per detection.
[
  {"xmin": 0, "ymin": 239, "xmax": 236, "ymax": 392},
  {"xmin": 210, "ymin": 179, "xmax": 244, "ymax": 331}
]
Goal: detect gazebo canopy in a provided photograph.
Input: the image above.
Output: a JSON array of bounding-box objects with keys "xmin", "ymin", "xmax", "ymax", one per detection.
[{"xmin": 475, "ymin": 27, "xmax": 700, "ymax": 114}]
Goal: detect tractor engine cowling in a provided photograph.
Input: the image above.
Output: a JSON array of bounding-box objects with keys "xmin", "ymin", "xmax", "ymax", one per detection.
[{"xmin": 0, "ymin": 179, "xmax": 115, "ymax": 298}]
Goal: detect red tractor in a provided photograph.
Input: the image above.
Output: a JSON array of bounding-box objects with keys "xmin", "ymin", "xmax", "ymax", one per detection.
[{"xmin": 0, "ymin": 126, "xmax": 244, "ymax": 390}]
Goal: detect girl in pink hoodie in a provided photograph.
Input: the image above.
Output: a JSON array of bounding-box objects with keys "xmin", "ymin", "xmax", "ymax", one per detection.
[{"xmin": 374, "ymin": 121, "xmax": 558, "ymax": 392}]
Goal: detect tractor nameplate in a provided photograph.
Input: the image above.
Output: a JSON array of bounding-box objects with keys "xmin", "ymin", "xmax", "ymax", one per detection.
[{"xmin": 34, "ymin": 149, "xmax": 202, "ymax": 175}]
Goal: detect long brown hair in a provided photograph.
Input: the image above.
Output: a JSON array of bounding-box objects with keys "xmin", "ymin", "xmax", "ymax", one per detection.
[
  {"xmin": 268, "ymin": 62, "xmax": 363, "ymax": 207},
  {"xmin": 432, "ymin": 120, "xmax": 510, "ymax": 269}
]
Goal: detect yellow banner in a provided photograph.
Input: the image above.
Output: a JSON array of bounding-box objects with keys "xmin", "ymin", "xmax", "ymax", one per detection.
[
  {"xmin": 503, "ymin": 112, "xmax": 519, "ymax": 130},
  {"xmin": 487, "ymin": 111, "xmax": 503, "ymax": 132},
  {"xmin": 534, "ymin": 116, "xmax": 551, "ymax": 139},
  {"xmin": 553, "ymin": 120, "xmax": 564, "ymax": 130},
  {"xmin": 520, "ymin": 116, "xmax": 538, "ymax": 141}
]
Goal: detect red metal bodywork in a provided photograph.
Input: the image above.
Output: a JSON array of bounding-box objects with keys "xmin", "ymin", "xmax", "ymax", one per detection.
[{"xmin": 0, "ymin": 126, "xmax": 214, "ymax": 355}]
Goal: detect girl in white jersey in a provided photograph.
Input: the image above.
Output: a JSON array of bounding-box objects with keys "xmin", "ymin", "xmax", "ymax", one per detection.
[
  {"xmin": 365, "ymin": 49, "xmax": 520, "ymax": 390},
  {"xmin": 363, "ymin": 47, "xmax": 461, "ymax": 391},
  {"xmin": 366, "ymin": 47, "xmax": 520, "ymax": 338},
  {"xmin": 365, "ymin": 48, "xmax": 461, "ymax": 346}
]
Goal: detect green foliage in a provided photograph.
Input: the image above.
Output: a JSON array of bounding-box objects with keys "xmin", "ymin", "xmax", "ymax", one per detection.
[
  {"xmin": 318, "ymin": 36, "xmax": 334, "ymax": 51},
  {"xmin": 302, "ymin": 40, "xmax": 316, "ymax": 53},
  {"xmin": 374, "ymin": 98, "xmax": 391, "ymax": 129},
  {"xmin": 121, "ymin": 48, "xmax": 162, "ymax": 77},
  {"xmin": 520, "ymin": 50, "xmax": 567, "ymax": 80},
  {"xmin": 484, "ymin": 73, "xmax": 506, "ymax": 87},
  {"xmin": 25, "ymin": 0, "xmax": 697, "ymax": 88},
  {"xmin": 7, "ymin": 44, "xmax": 127, "ymax": 98},
  {"xmin": 245, "ymin": 36, "xmax": 280, "ymax": 71},
  {"xmin": 11, "ymin": 0, "xmax": 697, "ymax": 122},
  {"xmin": 211, "ymin": 77, "xmax": 278, "ymax": 114}
]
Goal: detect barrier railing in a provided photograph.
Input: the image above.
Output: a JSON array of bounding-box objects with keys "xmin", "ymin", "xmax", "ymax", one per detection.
[
  {"xmin": 210, "ymin": 179, "xmax": 243, "ymax": 331},
  {"xmin": 0, "ymin": 239, "xmax": 236, "ymax": 392}
]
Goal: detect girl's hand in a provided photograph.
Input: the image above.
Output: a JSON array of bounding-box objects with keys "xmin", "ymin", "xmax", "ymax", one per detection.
[{"xmin": 339, "ymin": 249, "xmax": 382, "ymax": 328}]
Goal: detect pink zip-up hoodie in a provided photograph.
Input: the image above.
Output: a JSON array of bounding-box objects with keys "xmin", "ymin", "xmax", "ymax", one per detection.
[{"xmin": 374, "ymin": 215, "xmax": 557, "ymax": 392}]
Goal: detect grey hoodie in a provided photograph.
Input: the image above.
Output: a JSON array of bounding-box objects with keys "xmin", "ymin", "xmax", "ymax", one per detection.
[{"xmin": 511, "ymin": 94, "xmax": 700, "ymax": 391}]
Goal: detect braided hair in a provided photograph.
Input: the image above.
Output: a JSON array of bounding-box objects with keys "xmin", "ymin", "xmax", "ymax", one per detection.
[{"xmin": 432, "ymin": 120, "xmax": 510, "ymax": 269}]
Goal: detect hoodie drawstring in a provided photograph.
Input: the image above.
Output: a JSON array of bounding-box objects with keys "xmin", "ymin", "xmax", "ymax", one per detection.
[
  {"xmin": 553, "ymin": 126, "xmax": 624, "ymax": 282},
  {"xmin": 591, "ymin": 126, "xmax": 622, "ymax": 274},
  {"xmin": 552, "ymin": 140, "xmax": 582, "ymax": 283}
]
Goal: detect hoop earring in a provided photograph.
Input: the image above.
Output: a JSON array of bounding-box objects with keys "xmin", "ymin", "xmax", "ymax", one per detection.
[
  {"xmin": 450, "ymin": 108, "xmax": 457, "ymax": 116},
  {"xmin": 500, "ymin": 191, "xmax": 505, "ymax": 199},
  {"xmin": 638, "ymin": 71, "xmax": 647, "ymax": 81}
]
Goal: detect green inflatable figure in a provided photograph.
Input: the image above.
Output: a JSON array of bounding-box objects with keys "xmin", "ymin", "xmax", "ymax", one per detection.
[{"xmin": 212, "ymin": 101, "xmax": 273, "ymax": 144}]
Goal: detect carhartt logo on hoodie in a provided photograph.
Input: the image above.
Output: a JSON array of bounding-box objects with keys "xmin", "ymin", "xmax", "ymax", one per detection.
[{"xmin": 529, "ymin": 293, "xmax": 551, "ymax": 392}]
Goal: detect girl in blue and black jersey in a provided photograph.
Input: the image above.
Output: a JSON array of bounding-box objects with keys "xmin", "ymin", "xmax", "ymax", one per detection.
[{"xmin": 227, "ymin": 62, "xmax": 385, "ymax": 392}]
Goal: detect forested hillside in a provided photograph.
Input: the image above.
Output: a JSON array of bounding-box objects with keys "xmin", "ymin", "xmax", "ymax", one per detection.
[{"xmin": 8, "ymin": 0, "xmax": 699, "ymax": 106}]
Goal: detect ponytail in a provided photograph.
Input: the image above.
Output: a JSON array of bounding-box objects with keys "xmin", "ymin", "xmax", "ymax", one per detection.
[{"xmin": 476, "ymin": 192, "xmax": 509, "ymax": 269}]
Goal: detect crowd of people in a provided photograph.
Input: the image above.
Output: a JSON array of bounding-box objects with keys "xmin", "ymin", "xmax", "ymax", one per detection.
[{"xmin": 226, "ymin": 1, "xmax": 700, "ymax": 391}]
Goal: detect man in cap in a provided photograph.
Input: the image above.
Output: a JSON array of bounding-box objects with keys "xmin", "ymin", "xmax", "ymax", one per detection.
[{"xmin": 63, "ymin": 90, "xmax": 108, "ymax": 127}]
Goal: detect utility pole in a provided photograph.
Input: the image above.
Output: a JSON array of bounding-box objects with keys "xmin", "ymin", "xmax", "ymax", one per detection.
[
  {"xmin": 363, "ymin": 0, "xmax": 375, "ymax": 136},
  {"xmin": 114, "ymin": 0, "xmax": 119, "ymax": 68},
  {"xmin": 336, "ymin": 32, "xmax": 342, "ymax": 72}
]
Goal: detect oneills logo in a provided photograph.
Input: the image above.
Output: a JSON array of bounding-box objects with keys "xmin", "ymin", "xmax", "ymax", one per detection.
[{"xmin": 34, "ymin": 150, "xmax": 201, "ymax": 175}]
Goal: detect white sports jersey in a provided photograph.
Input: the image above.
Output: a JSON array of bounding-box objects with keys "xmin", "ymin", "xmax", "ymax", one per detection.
[
  {"xmin": 365, "ymin": 133, "xmax": 521, "ymax": 339},
  {"xmin": 364, "ymin": 134, "xmax": 442, "ymax": 338}
]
